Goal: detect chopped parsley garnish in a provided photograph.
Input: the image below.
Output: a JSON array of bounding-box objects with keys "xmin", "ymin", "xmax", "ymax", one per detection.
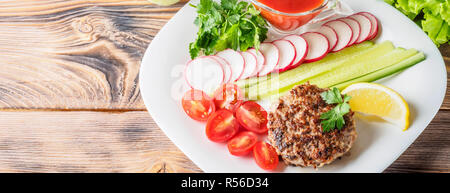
[
  {"xmin": 320, "ymin": 87, "xmax": 352, "ymax": 132},
  {"xmin": 189, "ymin": 0, "xmax": 268, "ymax": 59}
]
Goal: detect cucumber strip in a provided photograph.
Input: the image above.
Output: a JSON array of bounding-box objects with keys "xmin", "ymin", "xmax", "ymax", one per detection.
[
  {"xmin": 235, "ymin": 75, "xmax": 270, "ymax": 88},
  {"xmin": 309, "ymin": 48, "xmax": 418, "ymax": 88},
  {"xmin": 249, "ymin": 73, "xmax": 283, "ymax": 100},
  {"xmin": 236, "ymin": 41, "xmax": 374, "ymax": 88},
  {"xmin": 248, "ymin": 41, "xmax": 393, "ymax": 99},
  {"xmin": 261, "ymin": 52, "xmax": 424, "ymax": 100},
  {"xmin": 277, "ymin": 41, "xmax": 375, "ymax": 81},
  {"xmin": 334, "ymin": 52, "xmax": 425, "ymax": 90}
]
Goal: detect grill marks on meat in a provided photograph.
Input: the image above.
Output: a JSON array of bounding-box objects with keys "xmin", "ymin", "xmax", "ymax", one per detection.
[{"xmin": 268, "ymin": 83, "xmax": 357, "ymax": 168}]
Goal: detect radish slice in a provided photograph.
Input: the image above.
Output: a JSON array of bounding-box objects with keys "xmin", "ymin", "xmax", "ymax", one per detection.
[
  {"xmin": 358, "ymin": 12, "xmax": 379, "ymax": 40},
  {"xmin": 257, "ymin": 43, "xmax": 279, "ymax": 76},
  {"xmin": 216, "ymin": 49, "xmax": 245, "ymax": 82},
  {"xmin": 301, "ymin": 32, "xmax": 330, "ymax": 63},
  {"xmin": 247, "ymin": 49, "xmax": 265, "ymax": 77},
  {"xmin": 324, "ymin": 20, "xmax": 353, "ymax": 52},
  {"xmin": 240, "ymin": 51, "xmax": 258, "ymax": 79},
  {"xmin": 184, "ymin": 56, "xmax": 224, "ymax": 92},
  {"xmin": 349, "ymin": 14, "xmax": 372, "ymax": 44},
  {"xmin": 315, "ymin": 26, "xmax": 338, "ymax": 51},
  {"xmin": 211, "ymin": 56, "xmax": 232, "ymax": 83},
  {"xmin": 283, "ymin": 35, "xmax": 308, "ymax": 69},
  {"xmin": 339, "ymin": 17, "xmax": 361, "ymax": 46},
  {"xmin": 272, "ymin": 39, "xmax": 296, "ymax": 72}
]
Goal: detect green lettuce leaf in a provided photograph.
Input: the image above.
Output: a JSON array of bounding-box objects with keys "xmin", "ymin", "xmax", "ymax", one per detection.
[
  {"xmin": 385, "ymin": 0, "xmax": 395, "ymax": 5},
  {"xmin": 435, "ymin": 21, "xmax": 449, "ymax": 45},
  {"xmin": 189, "ymin": 0, "xmax": 268, "ymax": 59},
  {"xmin": 422, "ymin": 13, "xmax": 443, "ymax": 43},
  {"xmin": 441, "ymin": 1, "xmax": 450, "ymax": 24},
  {"xmin": 407, "ymin": 0, "xmax": 426, "ymax": 15},
  {"xmin": 422, "ymin": 0, "xmax": 444, "ymax": 15},
  {"xmin": 386, "ymin": 0, "xmax": 449, "ymax": 46}
]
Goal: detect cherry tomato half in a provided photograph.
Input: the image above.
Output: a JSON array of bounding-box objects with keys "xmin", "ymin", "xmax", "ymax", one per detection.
[
  {"xmin": 206, "ymin": 109, "xmax": 240, "ymax": 142},
  {"xmin": 227, "ymin": 131, "xmax": 258, "ymax": 156},
  {"xmin": 253, "ymin": 142, "xmax": 279, "ymax": 170},
  {"xmin": 235, "ymin": 101, "xmax": 268, "ymax": 134},
  {"xmin": 213, "ymin": 84, "xmax": 244, "ymax": 112},
  {"xmin": 181, "ymin": 89, "xmax": 215, "ymax": 122}
]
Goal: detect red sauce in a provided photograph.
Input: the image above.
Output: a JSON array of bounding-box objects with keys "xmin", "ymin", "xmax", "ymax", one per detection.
[
  {"xmin": 254, "ymin": 0, "xmax": 326, "ymax": 31},
  {"xmin": 257, "ymin": 0, "xmax": 324, "ymax": 13}
]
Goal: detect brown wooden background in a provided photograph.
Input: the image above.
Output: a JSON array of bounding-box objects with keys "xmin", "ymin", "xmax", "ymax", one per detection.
[{"xmin": 0, "ymin": 0, "xmax": 448, "ymax": 173}]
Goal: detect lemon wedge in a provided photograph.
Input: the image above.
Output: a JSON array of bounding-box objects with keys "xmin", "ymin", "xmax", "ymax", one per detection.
[
  {"xmin": 148, "ymin": 0, "xmax": 180, "ymax": 6},
  {"xmin": 341, "ymin": 83, "xmax": 410, "ymax": 131}
]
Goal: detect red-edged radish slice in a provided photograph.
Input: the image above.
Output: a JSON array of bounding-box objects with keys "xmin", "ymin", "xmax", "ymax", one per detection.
[
  {"xmin": 211, "ymin": 56, "xmax": 232, "ymax": 83},
  {"xmin": 349, "ymin": 14, "xmax": 372, "ymax": 44},
  {"xmin": 283, "ymin": 35, "xmax": 308, "ymax": 69},
  {"xmin": 314, "ymin": 26, "xmax": 338, "ymax": 52},
  {"xmin": 240, "ymin": 51, "xmax": 258, "ymax": 80},
  {"xmin": 257, "ymin": 43, "xmax": 279, "ymax": 76},
  {"xmin": 339, "ymin": 17, "xmax": 361, "ymax": 46},
  {"xmin": 324, "ymin": 20, "xmax": 353, "ymax": 52},
  {"xmin": 184, "ymin": 56, "xmax": 224, "ymax": 92},
  {"xmin": 272, "ymin": 39, "xmax": 296, "ymax": 72},
  {"xmin": 358, "ymin": 12, "xmax": 379, "ymax": 40},
  {"xmin": 301, "ymin": 32, "xmax": 330, "ymax": 63},
  {"xmin": 216, "ymin": 49, "xmax": 245, "ymax": 82},
  {"xmin": 247, "ymin": 49, "xmax": 265, "ymax": 77}
]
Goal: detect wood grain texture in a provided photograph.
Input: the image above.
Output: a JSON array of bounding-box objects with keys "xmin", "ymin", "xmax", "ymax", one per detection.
[
  {"xmin": 385, "ymin": 110, "xmax": 450, "ymax": 173},
  {"xmin": 0, "ymin": 111, "xmax": 201, "ymax": 173},
  {"xmin": 0, "ymin": 110, "xmax": 448, "ymax": 173},
  {"xmin": 0, "ymin": 0, "xmax": 447, "ymax": 111},
  {"xmin": 0, "ymin": 0, "xmax": 188, "ymax": 110}
]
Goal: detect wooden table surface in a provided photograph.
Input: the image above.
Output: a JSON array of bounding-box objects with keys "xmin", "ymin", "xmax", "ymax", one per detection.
[{"xmin": 0, "ymin": 0, "xmax": 448, "ymax": 173}]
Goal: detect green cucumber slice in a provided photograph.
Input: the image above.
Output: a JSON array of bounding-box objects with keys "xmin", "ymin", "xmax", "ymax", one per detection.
[
  {"xmin": 236, "ymin": 41, "xmax": 374, "ymax": 88},
  {"xmin": 235, "ymin": 75, "xmax": 270, "ymax": 89},
  {"xmin": 248, "ymin": 41, "xmax": 394, "ymax": 99},
  {"xmin": 334, "ymin": 52, "xmax": 425, "ymax": 90},
  {"xmin": 308, "ymin": 48, "xmax": 418, "ymax": 88},
  {"xmin": 274, "ymin": 41, "xmax": 376, "ymax": 84},
  {"xmin": 260, "ymin": 51, "xmax": 425, "ymax": 100}
]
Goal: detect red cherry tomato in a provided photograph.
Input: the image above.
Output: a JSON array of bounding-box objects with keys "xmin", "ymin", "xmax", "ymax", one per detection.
[
  {"xmin": 206, "ymin": 109, "xmax": 240, "ymax": 142},
  {"xmin": 235, "ymin": 101, "xmax": 268, "ymax": 134},
  {"xmin": 253, "ymin": 142, "xmax": 279, "ymax": 170},
  {"xmin": 213, "ymin": 84, "xmax": 244, "ymax": 112},
  {"xmin": 227, "ymin": 131, "xmax": 258, "ymax": 156},
  {"xmin": 181, "ymin": 89, "xmax": 215, "ymax": 121}
]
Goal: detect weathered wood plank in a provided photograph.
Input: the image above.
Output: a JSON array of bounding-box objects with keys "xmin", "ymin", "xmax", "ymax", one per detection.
[
  {"xmin": 0, "ymin": 0, "xmax": 189, "ymax": 110},
  {"xmin": 0, "ymin": 111, "xmax": 201, "ymax": 173},
  {"xmin": 0, "ymin": 110, "xmax": 447, "ymax": 173},
  {"xmin": 0, "ymin": 0, "xmax": 447, "ymax": 111},
  {"xmin": 385, "ymin": 109, "xmax": 450, "ymax": 173},
  {"xmin": 0, "ymin": 0, "xmax": 190, "ymax": 16}
]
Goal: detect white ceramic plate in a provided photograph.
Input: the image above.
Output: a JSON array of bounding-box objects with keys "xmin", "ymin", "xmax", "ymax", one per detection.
[{"xmin": 139, "ymin": 0, "xmax": 447, "ymax": 173}]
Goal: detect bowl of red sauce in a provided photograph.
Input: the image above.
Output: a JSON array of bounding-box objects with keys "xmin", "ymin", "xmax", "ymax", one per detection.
[{"xmin": 250, "ymin": 0, "xmax": 337, "ymax": 32}]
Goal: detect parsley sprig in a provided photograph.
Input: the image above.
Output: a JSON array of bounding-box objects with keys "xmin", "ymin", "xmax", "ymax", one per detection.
[
  {"xmin": 189, "ymin": 0, "xmax": 268, "ymax": 59},
  {"xmin": 320, "ymin": 87, "xmax": 352, "ymax": 132}
]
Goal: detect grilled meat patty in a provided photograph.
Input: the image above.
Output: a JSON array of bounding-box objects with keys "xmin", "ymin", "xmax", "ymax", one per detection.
[{"xmin": 267, "ymin": 83, "xmax": 357, "ymax": 168}]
